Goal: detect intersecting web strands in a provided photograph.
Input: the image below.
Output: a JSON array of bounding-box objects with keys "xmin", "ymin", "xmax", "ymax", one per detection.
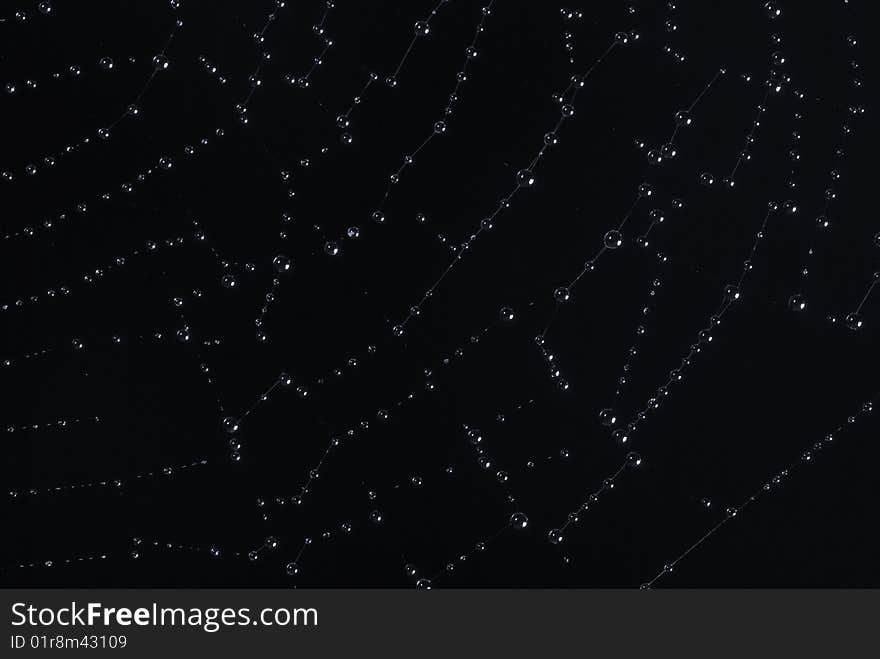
[{"xmin": 1, "ymin": 1, "xmax": 877, "ymax": 587}]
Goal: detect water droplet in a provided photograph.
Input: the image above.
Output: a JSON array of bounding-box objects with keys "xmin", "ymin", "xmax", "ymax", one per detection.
[{"xmin": 510, "ymin": 512, "xmax": 529, "ymax": 529}]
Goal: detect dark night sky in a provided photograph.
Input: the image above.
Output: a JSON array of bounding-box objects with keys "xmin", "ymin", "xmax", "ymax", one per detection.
[{"xmin": 1, "ymin": 0, "xmax": 877, "ymax": 587}]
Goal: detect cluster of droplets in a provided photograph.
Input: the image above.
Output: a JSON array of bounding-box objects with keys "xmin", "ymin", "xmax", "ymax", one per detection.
[
  {"xmin": 713, "ymin": 18, "xmax": 792, "ymax": 192},
  {"xmin": 461, "ymin": 426, "xmax": 519, "ymax": 512},
  {"xmin": 3, "ymin": 126, "xmax": 227, "ymax": 242},
  {"xmin": 606, "ymin": 203, "xmax": 777, "ymax": 447},
  {"xmin": 1, "ymin": 233, "xmax": 194, "ymax": 314},
  {"xmin": 5, "ymin": 415, "xmax": 100, "ymax": 435},
  {"xmin": 282, "ymin": 1, "xmax": 336, "ymax": 92},
  {"xmin": 129, "ymin": 536, "xmax": 227, "ymax": 562},
  {"xmin": 784, "ymin": 92, "xmax": 811, "ymax": 314},
  {"xmin": 167, "ymin": 281, "xmax": 229, "ymax": 419},
  {"xmin": 609, "ymin": 274, "xmax": 666, "ymax": 407},
  {"xmin": 521, "ymin": 68, "xmax": 726, "ymax": 397},
  {"xmin": 2, "ymin": 53, "xmax": 139, "ymax": 106},
  {"xmin": 643, "ymin": 394, "xmax": 876, "ymax": 587},
  {"xmin": 250, "ymin": 310, "xmax": 515, "ymax": 518},
  {"xmin": 246, "ymin": 535, "xmax": 280, "ymax": 563},
  {"xmin": 333, "ymin": 0, "xmax": 454, "ymax": 139},
  {"xmin": 242, "ymin": 297, "xmax": 587, "ymax": 569},
  {"xmin": 363, "ymin": 2, "xmax": 496, "ymax": 218},
  {"xmin": 795, "ymin": 30, "xmax": 872, "ymax": 330},
  {"xmin": 2, "ymin": 317, "xmax": 223, "ymax": 375},
  {"xmin": 234, "ymin": 0, "xmax": 294, "ymax": 120},
  {"xmin": 2, "ymin": 12, "xmax": 184, "ymax": 186},
  {"xmin": 391, "ymin": 30, "xmax": 636, "ymax": 339},
  {"xmin": 639, "ymin": 68, "xmax": 724, "ymax": 168},
  {"xmin": 548, "ymin": 453, "xmax": 642, "ymax": 547},
  {"xmin": 559, "ymin": 7, "xmax": 583, "ymax": 67},
  {"xmin": 427, "ymin": 512, "xmax": 531, "ymax": 586},
  {"xmin": 248, "ymin": 254, "xmax": 295, "ymax": 343},
  {"xmin": 0, "ymin": 2, "xmax": 55, "ymax": 28},
  {"xmin": 217, "ymin": 338, "xmax": 388, "ymax": 461},
  {"xmin": 7, "ymin": 459, "xmax": 209, "ymax": 502},
  {"xmin": 0, "ymin": 551, "xmax": 110, "ymax": 574},
  {"xmin": 312, "ymin": 2, "xmax": 498, "ymax": 257},
  {"xmin": 196, "ymin": 54, "xmax": 229, "ymax": 86},
  {"xmin": 659, "ymin": 1, "xmax": 686, "ymax": 64},
  {"xmin": 543, "ymin": 181, "xmax": 661, "ymax": 333},
  {"xmin": 274, "ymin": 432, "xmax": 338, "ymax": 510},
  {"xmin": 381, "ymin": 0, "xmax": 450, "ymax": 92}
]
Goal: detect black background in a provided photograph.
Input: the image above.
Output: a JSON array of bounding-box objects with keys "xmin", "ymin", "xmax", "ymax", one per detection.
[{"xmin": 1, "ymin": 1, "xmax": 877, "ymax": 587}]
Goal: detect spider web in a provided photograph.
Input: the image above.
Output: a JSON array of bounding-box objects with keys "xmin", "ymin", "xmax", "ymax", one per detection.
[{"xmin": 1, "ymin": 0, "xmax": 877, "ymax": 587}]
